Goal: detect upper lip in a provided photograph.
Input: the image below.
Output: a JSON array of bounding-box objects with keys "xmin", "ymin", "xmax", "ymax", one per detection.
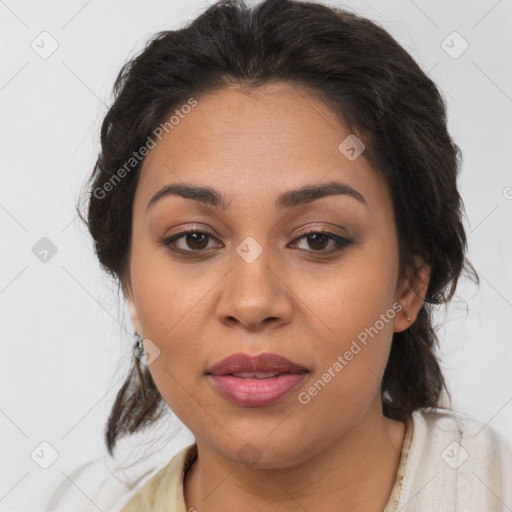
[{"xmin": 206, "ymin": 352, "xmax": 308, "ymax": 376}]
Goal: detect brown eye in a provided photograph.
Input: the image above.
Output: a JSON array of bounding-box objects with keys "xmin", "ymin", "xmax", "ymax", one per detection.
[
  {"xmin": 304, "ymin": 233, "xmax": 331, "ymax": 251},
  {"xmin": 162, "ymin": 230, "xmax": 221, "ymax": 253},
  {"xmin": 183, "ymin": 232, "xmax": 209, "ymax": 250},
  {"xmin": 291, "ymin": 230, "xmax": 353, "ymax": 254}
]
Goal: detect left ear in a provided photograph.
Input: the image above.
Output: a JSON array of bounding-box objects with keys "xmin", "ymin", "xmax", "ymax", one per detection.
[{"xmin": 393, "ymin": 258, "xmax": 431, "ymax": 333}]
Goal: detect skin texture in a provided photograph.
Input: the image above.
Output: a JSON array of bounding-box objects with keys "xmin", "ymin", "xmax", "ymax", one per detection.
[{"xmin": 124, "ymin": 82, "xmax": 430, "ymax": 511}]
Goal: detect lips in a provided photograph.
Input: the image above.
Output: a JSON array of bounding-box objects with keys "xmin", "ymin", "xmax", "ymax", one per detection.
[
  {"xmin": 206, "ymin": 352, "xmax": 308, "ymax": 376},
  {"xmin": 206, "ymin": 352, "xmax": 309, "ymax": 407}
]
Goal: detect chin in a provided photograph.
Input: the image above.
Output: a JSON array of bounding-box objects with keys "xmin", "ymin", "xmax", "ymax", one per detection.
[{"xmin": 205, "ymin": 426, "xmax": 316, "ymax": 469}]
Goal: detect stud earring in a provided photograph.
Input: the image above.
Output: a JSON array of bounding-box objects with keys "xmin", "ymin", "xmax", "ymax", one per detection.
[{"xmin": 407, "ymin": 316, "xmax": 411, "ymax": 321}]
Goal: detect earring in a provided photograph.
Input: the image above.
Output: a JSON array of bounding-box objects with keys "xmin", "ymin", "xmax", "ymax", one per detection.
[
  {"xmin": 135, "ymin": 331, "xmax": 144, "ymax": 355},
  {"xmin": 407, "ymin": 316, "xmax": 411, "ymax": 321}
]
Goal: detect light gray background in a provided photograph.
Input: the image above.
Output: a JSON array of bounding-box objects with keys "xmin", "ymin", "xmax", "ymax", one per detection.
[{"xmin": 1, "ymin": 0, "xmax": 511, "ymax": 510}]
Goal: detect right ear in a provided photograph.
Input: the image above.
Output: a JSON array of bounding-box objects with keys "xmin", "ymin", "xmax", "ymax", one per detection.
[{"xmin": 122, "ymin": 277, "xmax": 142, "ymax": 335}]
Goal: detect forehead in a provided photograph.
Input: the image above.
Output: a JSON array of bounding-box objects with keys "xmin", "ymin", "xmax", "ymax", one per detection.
[{"xmin": 136, "ymin": 82, "xmax": 388, "ymax": 214}]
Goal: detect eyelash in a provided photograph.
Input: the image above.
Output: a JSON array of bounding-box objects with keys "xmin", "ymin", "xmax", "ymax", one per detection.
[{"xmin": 160, "ymin": 227, "xmax": 353, "ymax": 257}]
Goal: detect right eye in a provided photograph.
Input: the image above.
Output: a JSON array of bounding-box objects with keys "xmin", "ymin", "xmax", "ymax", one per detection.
[{"xmin": 161, "ymin": 229, "xmax": 223, "ymax": 255}]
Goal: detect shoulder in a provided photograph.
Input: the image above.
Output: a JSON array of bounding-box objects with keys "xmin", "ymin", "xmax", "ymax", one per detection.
[
  {"xmin": 396, "ymin": 407, "xmax": 512, "ymax": 512},
  {"xmin": 413, "ymin": 407, "xmax": 511, "ymax": 467},
  {"xmin": 39, "ymin": 457, "xmax": 132, "ymax": 512},
  {"xmin": 40, "ymin": 442, "xmax": 196, "ymax": 512},
  {"xmin": 118, "ymin": 442, "xmax": 197, "ymax": 512}
]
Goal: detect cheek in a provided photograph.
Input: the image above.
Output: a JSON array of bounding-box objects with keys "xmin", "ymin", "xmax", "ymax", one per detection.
[
  {"xmin": 130, "ymin": 233, "xmax": 214, "ymax": 335},
  {"xmin": 132, "ymin": 266, "xmax": 207, "ymax": 425},
  {"xmin": 129, "ymin": 245, "xmax": 212, "ymax": 391},
  {"xmin": 311, "ymin": 248, "xmax": 398, "ymax": 349},
  {"xmin": 302, "ymin": 251, "xmax": 399, "ymax": 408}
]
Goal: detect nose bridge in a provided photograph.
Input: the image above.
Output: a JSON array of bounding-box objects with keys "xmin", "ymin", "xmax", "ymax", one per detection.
[
  {"xmin": 216, "ymin": 234, "xmax": 292, "ymax": 330},
  {"xmin": 231, "ymin": 234, "xmax": 278, "ymax": 306}
]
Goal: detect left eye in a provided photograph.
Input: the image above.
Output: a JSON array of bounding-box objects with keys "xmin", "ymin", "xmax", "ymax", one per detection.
[{"xmin": 290, "ymin": 231, "xmax": 352, "ymax": 253}]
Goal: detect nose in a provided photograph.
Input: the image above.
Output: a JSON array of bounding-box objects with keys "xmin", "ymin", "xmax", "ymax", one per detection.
[{"xmin": 215, "ymin": 242, "xmax": 294, "ymax": 332}]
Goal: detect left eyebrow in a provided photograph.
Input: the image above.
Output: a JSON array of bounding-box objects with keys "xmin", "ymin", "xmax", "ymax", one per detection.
[
  {"xmin": 275, "ymin": 181, "xmax": 368, "ymax": 210},
  {"xmin": 146, "ymin": 180, "xmax": 368, "ymax": 213}
]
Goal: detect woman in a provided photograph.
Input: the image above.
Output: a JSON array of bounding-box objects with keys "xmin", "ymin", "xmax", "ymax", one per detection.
[{"xmin": 52, "ymin": 0, "xmax": 512, "ymax": 510}]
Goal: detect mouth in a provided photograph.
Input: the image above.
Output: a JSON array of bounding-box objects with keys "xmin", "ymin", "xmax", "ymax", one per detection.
[
  {"xmin": 228, "ymin": 371, "xmax": 288, "ymax": 379},
  {"xmin": 206, "ymin": 351, "xmax": 308, "ymax": 376},
  {"xmin": 206, "ymin": 352, "xmax": 309, "ymax": 407}
]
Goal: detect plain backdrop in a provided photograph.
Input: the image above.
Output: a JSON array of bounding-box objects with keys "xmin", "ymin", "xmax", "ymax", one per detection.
[{"xmin": 1, "ymin": 0, "xmax": 511, "ymax": 510}]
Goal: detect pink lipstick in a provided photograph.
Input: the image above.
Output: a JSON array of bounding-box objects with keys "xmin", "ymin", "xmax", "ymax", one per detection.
[{"xmin": 206, "ymin": 352, "xmax": 309, "ymax": 407}]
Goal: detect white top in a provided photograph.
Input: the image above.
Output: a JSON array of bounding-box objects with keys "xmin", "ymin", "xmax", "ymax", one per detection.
[{"xmin": 40, "ymin": 407, "xmax": 512, "ymax": 511}]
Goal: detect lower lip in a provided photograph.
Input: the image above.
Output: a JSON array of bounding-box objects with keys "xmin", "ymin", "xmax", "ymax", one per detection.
[{"xmin": 208, "ymin": 372, "xmax": 308, "ymax": 407}]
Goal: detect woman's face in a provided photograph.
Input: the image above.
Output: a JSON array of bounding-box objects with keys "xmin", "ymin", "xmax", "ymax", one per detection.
[{"xmin": 125, "ymin": 82, "xmax": 425, "ymax": 467}]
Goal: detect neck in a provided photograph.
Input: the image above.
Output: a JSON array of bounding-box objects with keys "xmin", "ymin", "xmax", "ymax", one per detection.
[{"xmin": 184, "ymin": 402, "xmax": 406, "ymax": 512}]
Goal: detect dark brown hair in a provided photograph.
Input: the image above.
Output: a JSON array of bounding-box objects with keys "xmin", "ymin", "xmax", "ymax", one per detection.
[{"xmin": 80, "ymin": 0, "xmax": 479, "ymax": 456}]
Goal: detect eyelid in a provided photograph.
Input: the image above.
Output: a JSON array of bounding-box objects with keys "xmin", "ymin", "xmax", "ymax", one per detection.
[
  {"xmin": 293, "ymin": 224, "xmax": 347, "ymax": 238},
  {"xmin": 160, "ymin": 225, "xmax": 222, "ymax": 248},
  {"xmin": 163, "ymin": 223, "xmax": 219, "ymax": 239}
]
